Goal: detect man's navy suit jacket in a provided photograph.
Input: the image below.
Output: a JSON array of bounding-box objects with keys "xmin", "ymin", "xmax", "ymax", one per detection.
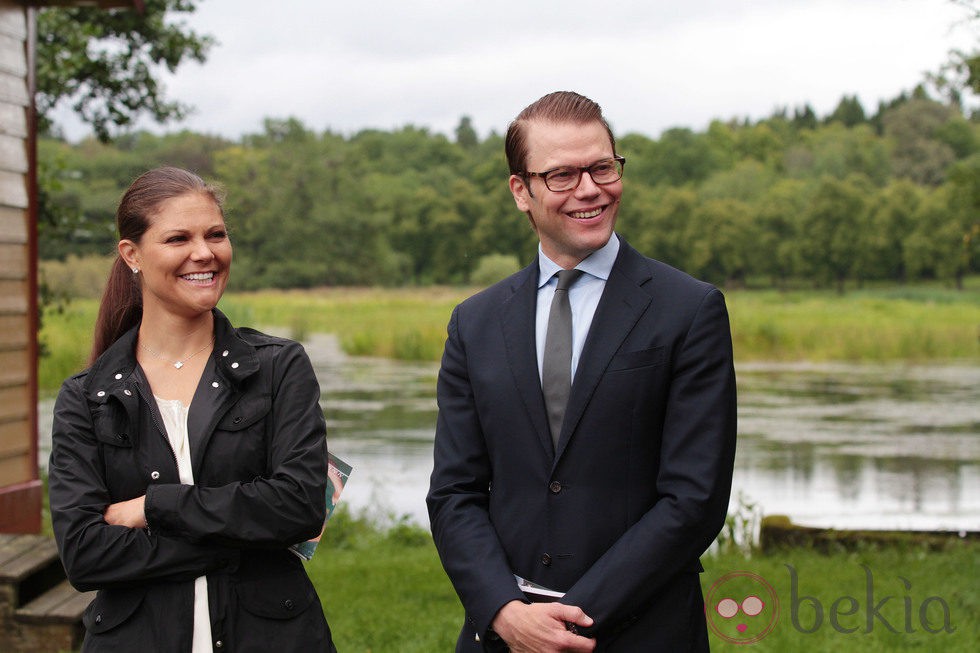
[{"xmin": 427, "ymin": 237, "xmax": 737, "ymax": 651}]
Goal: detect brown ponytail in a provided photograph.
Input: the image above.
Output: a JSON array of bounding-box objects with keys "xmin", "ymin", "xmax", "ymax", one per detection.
[{"xmin": 89, "ymin": 167, "xmax": 224, "ymax": 363}]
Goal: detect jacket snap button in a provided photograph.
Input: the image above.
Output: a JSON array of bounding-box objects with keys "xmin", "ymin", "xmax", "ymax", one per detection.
[
  {"xmin": 284, "ymin": 599, "xmax": 295, "ymax": 611},
  {"xmin": 549, "ymin": 481, "xmax": 562, "ymax": 494},
  {"xmin": 151, "ymin": 471, "xmax": 160, "ymax": 480},
  {"xmin": 95, "ymin": 613, "xmax": 102, "ymax": 624},
  {"xmin": 215, "ymin": 641, "xmax": 223, "ymax": 648},
  {"xmin": 222, "ymin": 350, "xmax": 229, "ymax": 357},
  {"xmin": 212, "ymin": 381, "xmax": 220, "ymax": 388},
  {"xmin": 231, "ymin": 362, "xmax": 239, "ymax": 369},
  {"xmin": 233, "ymin": 416, "xmax": 243, "ymax": 424},
  {"xmin": 96, "ymin": 391, "xmax": 105, "ymax": 397},
  {"xmin": 114, "ymin": 373, "xmax": 123, "ymax": 380},
  {"xmin": 541, "ymin": 553, "xmax": 552, "ymax": 566},
  {"xmin": 123, "ymin": 389, "xmax": 132, "ymax": 396},
  {"xmin": 116, "ymin": 434, "xmax": 128, "ymax": 442}
]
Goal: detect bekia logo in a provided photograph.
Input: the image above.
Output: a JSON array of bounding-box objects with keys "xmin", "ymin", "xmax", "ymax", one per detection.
[
  {"xmin": 705, "ymin": 571, "xmax": 779, "ymax": 644},
  {"xmin": 705, "ymin": 566, "xmax": 956, "ymax": 644}
]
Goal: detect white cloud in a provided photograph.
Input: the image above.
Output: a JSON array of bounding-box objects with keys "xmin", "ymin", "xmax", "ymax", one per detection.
[{"xmin": 50, "ymin": 0, "xmax": 977, "ymax": 141}]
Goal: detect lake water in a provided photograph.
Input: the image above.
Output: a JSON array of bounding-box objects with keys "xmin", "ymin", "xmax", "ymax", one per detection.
[{"xmin": 38, "ymin": 334, "xmax": 980, "ymax": 532}]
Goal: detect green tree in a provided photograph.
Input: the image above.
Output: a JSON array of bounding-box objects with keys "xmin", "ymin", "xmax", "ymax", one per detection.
[
  {"xmin": 881, "ymin": 98, "xmax": 959, "ymax": 185},
  {"xmin": 36, "ymin": 0, "xmax": 214, "ymax": 143},
  {"xmin": 686, "ymin": 198, "xmax": 756, "ymax": 286},
  {"xmin": 801, "ymin": 176, "xmax": 870, "ymax": 292},
  {"xmin": 754, "ymin": 179, "xmax": 811, "ymax": 288},
  {"xmin": 862, "ymin": 181, "xmax": 922, "ymax": 281},
  {"xmin": 454, "ymin": 116, "xmax": 479, "ymax": 151},
  {"xmin": 825, "ymin": 95, "xmax": 867, "ymax": 127}
]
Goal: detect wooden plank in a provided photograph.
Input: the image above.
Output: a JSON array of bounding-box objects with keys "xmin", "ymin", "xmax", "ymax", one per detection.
[
  {"xmin": 0, "ymin": 418, "xmax": 28, "ymax": 453},
  {"xmin": 0, "ymin": 533, "xmax": 37, "ymax": 568},
  {"xmin": 0, "ymin": 348, "xmax": 28, "ymax": 386},
  {"xmin": 0, "ymin": 242, "xmax": 25, "ymax": 279},
  {"xmin": 0, "ymin": 168, "xmax": 26, "ymax": 208},
  {"xmin": 0, "ymin": 31, "xmax": 26, "ymax": 77},
  {"xmin": 0, "ymin": 204, "xmax": 26, "ymax": 243},
  {"xmin": 0, "ymin": 425, "xmax": 28, "ymax": 458},
  {"xmin": 0, "ymin": 8, "xmax": 26, "ymax": 42},
  {"xmin": 0, "ymin": 278, "xmax": 28, "ymax": 314},
  {"xmin": 0, "ymin": 101, "xmax": 25, "ymax": 138},
  {"xmin": 0, "ymin": 131, "xmax": 26, "ymax": 173},
  {"xmin": 0, "ymin": 481, "xmax": 40, "ymax": 533},
  {"xmin": 0, "ymin": 69, "xmax": 27, "ymax": 106},
  {"xmin": 0, "ymin": 314, "xmax": 27, "ymax": 348},
  {"xmin": 0, "ymin": 536, "xmax": 57, "ymax": 582},
  {"xmin": 16, "ymin": 580, "xmax": 95, "ymax": 624},
  {"xmin": 0, "ymin": 383, "xmax": 29, "ymax": 420}
]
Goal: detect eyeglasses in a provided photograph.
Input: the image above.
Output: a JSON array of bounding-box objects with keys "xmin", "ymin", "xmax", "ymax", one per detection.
[{"xmin": 520, "ymin": 156, "xmax": 626, "ymax": 192}]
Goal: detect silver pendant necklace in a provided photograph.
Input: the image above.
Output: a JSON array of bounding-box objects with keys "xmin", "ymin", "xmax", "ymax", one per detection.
[{"xmin": 138, "ymin": 336, "xmax": 215, "ymax": 369}]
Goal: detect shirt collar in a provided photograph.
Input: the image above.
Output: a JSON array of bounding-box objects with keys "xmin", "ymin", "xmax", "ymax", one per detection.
[{"xmin": 537, "ymin": 233, "xmax": 620, "ymax": 288}]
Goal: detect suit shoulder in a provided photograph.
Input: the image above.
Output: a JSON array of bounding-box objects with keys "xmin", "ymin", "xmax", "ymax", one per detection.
[
  {"xmin": 455, "ymin": 266, "xmax": 533, "ymax": 313},
  {"xmin": 649, "ymin": 257, "xmax": 717, "ymax": 293}
]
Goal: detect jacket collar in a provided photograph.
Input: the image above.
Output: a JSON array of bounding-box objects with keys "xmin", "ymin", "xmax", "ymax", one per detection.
[{"xmin": 82, "ymin": 308, "xmax": 260, "ymax": 404}]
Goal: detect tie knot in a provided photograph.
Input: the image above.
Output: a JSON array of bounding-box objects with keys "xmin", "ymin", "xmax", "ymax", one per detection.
[{"xmin": 555, "ymin": 268, "xmax": 584, "ymax": 291}]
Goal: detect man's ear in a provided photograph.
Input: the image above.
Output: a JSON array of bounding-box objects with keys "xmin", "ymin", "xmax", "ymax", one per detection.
[
  {"xmin": 509, "ymin": 174, "xmax": 532, "ymax": 212},
  {"xmin": 118, "ymin": 240, "xmax": 139, "ymax": 270}
]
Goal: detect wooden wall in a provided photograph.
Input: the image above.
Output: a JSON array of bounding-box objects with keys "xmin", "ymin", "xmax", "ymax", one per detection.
[{"xmin": 0, "ymin": 2, "xmax": 39, "ymax": 534}]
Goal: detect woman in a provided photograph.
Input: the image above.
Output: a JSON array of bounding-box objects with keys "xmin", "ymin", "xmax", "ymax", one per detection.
[{"xmin": 48, "ymin": 167, "xmax": 337, "ymax": 652}]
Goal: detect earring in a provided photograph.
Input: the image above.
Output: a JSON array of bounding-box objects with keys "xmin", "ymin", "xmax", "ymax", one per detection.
[{"xmin": 132, "ymin": 267, "xmax": 139, "ymax": 274}]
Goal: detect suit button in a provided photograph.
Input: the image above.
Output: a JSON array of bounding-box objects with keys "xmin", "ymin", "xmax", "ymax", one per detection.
[
  {"xmin": 215, "ymin": 641, "xmax": 223, "ymax": 648},
  {"xmin": 549, "ymin": 481, "xmax": 562, "ymax": 494},
  {"xmin": 541, "ymin": 553, "xmax": 552, "ymax": 566}
]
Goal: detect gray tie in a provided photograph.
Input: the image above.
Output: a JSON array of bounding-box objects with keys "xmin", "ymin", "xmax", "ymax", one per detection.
[{"xmin": 542, "ymin": 269, "xmax": 584, "ymax": 448}]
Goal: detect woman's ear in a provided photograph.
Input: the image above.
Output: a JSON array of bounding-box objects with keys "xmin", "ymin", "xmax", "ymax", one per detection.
[{"xmin": 118, "ymin": 240, "xmax": 139, "ymax": 271}]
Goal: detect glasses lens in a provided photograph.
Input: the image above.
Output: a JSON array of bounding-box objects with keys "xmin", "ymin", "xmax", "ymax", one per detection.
[
  {"xmin": 544, "ymin": 167, "xmax": 579, "ymax": 191},
  {"xmin": 589, "ymin": 158, "xmax": 623, "ymax": 184}
]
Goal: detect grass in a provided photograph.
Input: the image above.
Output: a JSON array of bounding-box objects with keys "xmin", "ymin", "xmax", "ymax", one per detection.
[
  {"xmin": 39, "ymin": 482, "xmax": 976, "ymax": 653},
  {"xmin": 305, "ymin": 511, "xmax": 977, "ymax": 652},
  {"xmin": 38, "ymin": 281, "xmax": 980, "ymax": 396}
]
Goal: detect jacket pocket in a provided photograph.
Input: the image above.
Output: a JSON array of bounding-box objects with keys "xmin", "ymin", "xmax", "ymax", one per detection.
[
  {"xmin": 217, "ymin": 394, "xmax": 272, "ymax": 432},
  {"xmin": 607, "ymin": 345, "xmax": 666, "ymax": 372},
  {"xmin": 82, "ymin": 587, "xmax": 145, "ymax": 634},
  {"xmin": 236, "ymin": 569, "xmax": 315, "ymax": 620}
]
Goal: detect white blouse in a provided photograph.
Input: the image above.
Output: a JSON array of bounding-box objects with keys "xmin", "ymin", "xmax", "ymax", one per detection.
[{"xmin": 156, "ymin": 396, "xmax": 213, "ymax": 653}]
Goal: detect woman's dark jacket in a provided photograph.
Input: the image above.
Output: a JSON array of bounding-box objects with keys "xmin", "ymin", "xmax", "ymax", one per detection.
[{"xmin": 48, "ymin": 310, "xmax": 336, "ymax": 652}]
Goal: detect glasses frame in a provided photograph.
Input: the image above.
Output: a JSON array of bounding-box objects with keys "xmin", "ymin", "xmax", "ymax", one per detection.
[{"xmin": 520, "ymin": 155, "xmax": 626, "ymax": 192}]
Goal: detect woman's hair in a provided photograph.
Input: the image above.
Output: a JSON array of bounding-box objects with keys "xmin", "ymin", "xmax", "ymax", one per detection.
[
  {"xmin": 505, "ymin": 91, "xmax": 616, "ymax": 175},
  {"xmin": 89, "ymin": 167, "xmax": 225, "ymax": 363}
]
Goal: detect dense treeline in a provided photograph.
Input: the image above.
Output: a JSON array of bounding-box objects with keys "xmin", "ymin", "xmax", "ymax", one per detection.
[{"xmin": 39, "ymin": 90, "xmax": 979, "ymax": 291}]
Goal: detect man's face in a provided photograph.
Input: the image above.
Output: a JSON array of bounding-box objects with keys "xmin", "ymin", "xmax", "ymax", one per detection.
[{"xmin": 509, "ymin": 119, "xmax": 622, "ymax": 269}]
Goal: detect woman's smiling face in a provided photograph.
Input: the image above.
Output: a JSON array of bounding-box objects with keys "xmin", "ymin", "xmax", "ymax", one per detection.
[{"xmin": 120, "ymin": 191, "xmax": 232, "ymax": 319}]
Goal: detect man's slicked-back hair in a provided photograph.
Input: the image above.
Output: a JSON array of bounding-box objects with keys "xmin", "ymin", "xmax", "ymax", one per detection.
[{"xmin": 505, "ymin": 91, "xmax": 616, "ymax": 174}]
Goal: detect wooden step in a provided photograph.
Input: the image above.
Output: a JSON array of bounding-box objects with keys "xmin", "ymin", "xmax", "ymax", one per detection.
[
  {"xmin": 15, "ymin": 579, "xmax": 94, "ymax": 624},
  {"xmin": 0, "ymin": 534, "xmax": 88, "ymax": 652},
  {"xmin": 0, "ymin": 533, "xmax": 60, "ymax": 583}
]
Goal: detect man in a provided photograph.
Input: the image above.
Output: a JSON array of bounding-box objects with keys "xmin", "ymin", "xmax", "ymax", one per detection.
[{"xmin": 427, "ymin": 91, "xmax": 737, "ymax": 652}]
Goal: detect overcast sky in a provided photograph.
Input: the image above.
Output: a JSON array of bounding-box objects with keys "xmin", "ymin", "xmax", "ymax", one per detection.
[{"xmin": 54, "ymin": 0, "xmax": 978, "ymax": 142}]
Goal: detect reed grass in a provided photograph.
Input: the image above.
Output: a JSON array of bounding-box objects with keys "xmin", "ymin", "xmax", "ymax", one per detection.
[{"xmin": 38, "ymin": 282, "xmax": 979, "ymax": 396}]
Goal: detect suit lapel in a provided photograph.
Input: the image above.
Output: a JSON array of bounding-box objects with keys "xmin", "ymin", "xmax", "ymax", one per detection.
[
  {"xmin": 554, "ymin": 242, "xmax": 653, "ymax": 461},
  {"xmin": 499, "ymin": 261, "xmax": 555, "ymax": 457}
]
